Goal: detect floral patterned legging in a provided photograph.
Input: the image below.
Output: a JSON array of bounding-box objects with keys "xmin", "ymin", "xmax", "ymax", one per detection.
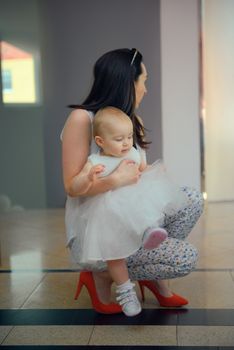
[{"xmin": 127, "ymin": 186, "xmax": 204, "ymax": 280}]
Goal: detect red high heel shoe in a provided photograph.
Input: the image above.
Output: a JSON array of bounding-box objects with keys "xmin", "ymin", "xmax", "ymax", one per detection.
[
  {"xmin": 138, "ymin": 280, "xmax": 188, "ymax": 307},
  {"xmin": 75, "ymin": 271, "xmax": 122, "ymax": 314}
]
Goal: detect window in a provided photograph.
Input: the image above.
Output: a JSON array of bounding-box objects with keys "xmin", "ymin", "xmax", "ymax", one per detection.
[
  {"xmin": 0, "ymin": 41, "xmax": 40, "ymax": 104},
  {"xmin": 2, "ymin": 69, "xmax": 13, "ymax": 92}
]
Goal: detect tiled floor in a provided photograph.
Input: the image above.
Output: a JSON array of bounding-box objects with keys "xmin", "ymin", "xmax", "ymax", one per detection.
[{"xmin": 0, "ymin": 202, "xmax": 234, "ymax": 348}]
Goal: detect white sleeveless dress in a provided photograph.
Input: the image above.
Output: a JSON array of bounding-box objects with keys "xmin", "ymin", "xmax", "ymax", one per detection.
[{"xmin": 63, "ymin": 110, "xmax": 187, "ymax": 265}]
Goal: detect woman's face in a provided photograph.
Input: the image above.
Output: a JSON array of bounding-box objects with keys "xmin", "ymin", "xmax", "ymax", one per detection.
[{"xmin": 134, "ymin": 63, "xmax": 148, "ymax": 109}]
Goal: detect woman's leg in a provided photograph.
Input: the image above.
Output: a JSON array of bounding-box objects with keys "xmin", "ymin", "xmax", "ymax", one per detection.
[
  {"xmin": 163, "ymin": 186, "xmax": 204, "ymax": 240},
  {"xmin": 92, "ymin": 271, "xmax": 113, "ymax": 303},
  {"xmin": 127, "ymin": 238, "xmax": 198, "ymax": 281},
  {"xmin": 127, "ymin": 187, "xmax": 202, "ymax": 281}
]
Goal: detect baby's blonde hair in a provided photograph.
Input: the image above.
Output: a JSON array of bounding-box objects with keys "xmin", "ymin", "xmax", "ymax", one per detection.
[{"xmin": 93, "ymin": 107, "xmax": 133, "ymax": 137}]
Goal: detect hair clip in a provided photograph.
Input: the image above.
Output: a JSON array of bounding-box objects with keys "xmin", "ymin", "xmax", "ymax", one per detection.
[{"xmin": 130, "ymin": 49, "xmax": 138, "ymax": 66}]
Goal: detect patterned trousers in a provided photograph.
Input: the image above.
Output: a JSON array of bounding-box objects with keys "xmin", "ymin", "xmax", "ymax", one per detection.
[{"xmin": 127, "ymin": 186, "xmax": 204, "ymax": 280}]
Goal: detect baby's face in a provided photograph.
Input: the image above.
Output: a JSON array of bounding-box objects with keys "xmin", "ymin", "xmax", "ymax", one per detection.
[{"xmin": 100, "ymin": 119, "xmax": 133, "ymax": 157}]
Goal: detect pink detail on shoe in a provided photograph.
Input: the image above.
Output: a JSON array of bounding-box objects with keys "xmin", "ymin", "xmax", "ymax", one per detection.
[{"xmin": 143, "ymin": 228, "xmax": 168, "ymax": 250}]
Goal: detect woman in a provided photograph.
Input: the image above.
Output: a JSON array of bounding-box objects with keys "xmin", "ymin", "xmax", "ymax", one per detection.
[{"xmin": 61, "ymin": 48, "xmax": 203, "ymax": 314}]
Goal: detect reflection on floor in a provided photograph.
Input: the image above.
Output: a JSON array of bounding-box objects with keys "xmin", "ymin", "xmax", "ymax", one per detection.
[{"xmin": 0, "ymin": 202, "xmax": 234, "ymax": 348}]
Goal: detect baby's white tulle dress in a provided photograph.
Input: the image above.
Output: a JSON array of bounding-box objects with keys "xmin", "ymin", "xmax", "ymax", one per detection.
[{"xmin": 63, "ymin": 111, "xmax": 187, "ymax": 266}]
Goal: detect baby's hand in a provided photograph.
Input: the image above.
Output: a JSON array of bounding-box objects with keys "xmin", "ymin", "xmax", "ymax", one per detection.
[
  {"xmin": 88, "ymin": 164, "xmax": 105, "ymax": 182},
  {"xmin": 113, "ymin": 159, "xmax": 140, "ymax": 187}
]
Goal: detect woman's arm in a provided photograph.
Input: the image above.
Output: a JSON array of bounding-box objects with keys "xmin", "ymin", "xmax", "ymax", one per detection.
[
  {"xmin": 62, "ymin": 109, "xmax": 91, "ymax": 196},
  {"xmin": 71, "ymin": 161, "xmax": 106, "ymax": 195},
  {"xmin": 62, "ymin": 109, "xmax": 141, "ymax": 197}
]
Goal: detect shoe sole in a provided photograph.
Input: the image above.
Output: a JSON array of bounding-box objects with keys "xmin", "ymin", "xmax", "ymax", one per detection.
[{"xmin": 143, "ymin": 228, "xmax": 168, "ymax": 250}]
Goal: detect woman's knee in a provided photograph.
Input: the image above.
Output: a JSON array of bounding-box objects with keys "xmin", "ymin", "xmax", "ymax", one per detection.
[
  {"xmin": 182, "ymin": 186, "xmax": 204, "ymax": 219},
  {"xmin": 127, "ymin": 239, "xmax": 198, "ymax": 280},
  {"xmin": 161, "ymin": 238, "xmax": 198, "ymax": 277},
  {"xmin": 174, "ymin": 242, "xmax": 198, "ymax": 277}
]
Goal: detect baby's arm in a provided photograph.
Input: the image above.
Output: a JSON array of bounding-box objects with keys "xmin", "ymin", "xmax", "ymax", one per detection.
[{"xmin": 72, "ymin": 161, "xmax": 105, "ymax": 195}]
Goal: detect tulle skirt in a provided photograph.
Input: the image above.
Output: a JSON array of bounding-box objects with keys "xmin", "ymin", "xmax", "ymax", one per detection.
[{"xmin": 65, "ymin": 160, "xmax": 187, "ymax": 264}]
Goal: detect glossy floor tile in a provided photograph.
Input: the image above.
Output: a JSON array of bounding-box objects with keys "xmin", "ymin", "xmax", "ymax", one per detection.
[
  {"xmin": 2, "ymin": 326, "xmax": 93, "ymax": 346},
  {"xmin": 170, "ymin": 271, "xmax": 234, "ymax": 308},
  {"xmin": 0, "ymin": 272, "xmax": 45, "ymax": 308},
  {"xmin": 177, "ymin": 325, "xmax": 234, "ymax": 346},
  {"xmin": 21, "ymin": 272, "xmax": 83, "ymax": 309},
  {"xmin": 0, "ymin": 209, "xmax": 68, "ymax": 270},
  {"xmin": 89, "ymin": 325, "xmax": 177, "ymax": 346},
  {"xmin": 0, "ymin": 326, "xmax": 13, "ymax": 343}
]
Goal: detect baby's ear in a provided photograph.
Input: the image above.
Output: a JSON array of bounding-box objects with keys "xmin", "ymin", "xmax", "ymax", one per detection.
[{"xmin": 94, "ymin": 136, "xmax": 104, "ymax": 147}]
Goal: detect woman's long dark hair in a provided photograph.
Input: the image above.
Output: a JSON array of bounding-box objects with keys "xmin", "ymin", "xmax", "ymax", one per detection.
[{"xmin": 69, "ymin": 48, "xmax": 150, "ymax": 149}]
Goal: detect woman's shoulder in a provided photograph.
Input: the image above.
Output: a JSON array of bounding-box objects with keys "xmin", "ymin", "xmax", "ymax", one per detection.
[
  {"xmin": 64, "ymin": 109, "xmax": 92, "ymax": 131},
  {"xmin": 67, "ymin": 108, "xmax": 92, "ymax": 124},
  {"xmin": 61, "ymin": 109, "xmax": 92, "ymax": 141}
]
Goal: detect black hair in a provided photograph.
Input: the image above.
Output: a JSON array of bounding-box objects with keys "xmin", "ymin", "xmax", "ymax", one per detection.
[{"xmin": 68, "ymin": 48, "xmax": 151, "ymax": 149}]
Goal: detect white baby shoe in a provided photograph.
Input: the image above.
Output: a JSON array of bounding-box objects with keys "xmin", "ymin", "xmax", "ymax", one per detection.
[
  {"xmin": 143, "ymin": 227, "xmax": 168, "ymax": 250},
  {"xmin": 116, "ymin": 280, "xmax": 142, "ymax": 317}
]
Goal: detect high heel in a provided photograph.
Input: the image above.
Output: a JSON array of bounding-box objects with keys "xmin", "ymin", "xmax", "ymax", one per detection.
[
  {"xmin": 138, "ymin": 280, "xmax": 188, "ymax": 307},
  {"xmin": 75, "ymin": 271, "xmax": 122, "ymax": 314}
]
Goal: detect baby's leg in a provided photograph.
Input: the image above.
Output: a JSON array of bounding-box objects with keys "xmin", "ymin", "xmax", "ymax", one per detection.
[
  {"xmin": 107, "ymin": 259, "xmax": 129, "ymax": 285},
  {"xmin": 107, "ymin": 259, "xmax": 141, "ymax": 317}
]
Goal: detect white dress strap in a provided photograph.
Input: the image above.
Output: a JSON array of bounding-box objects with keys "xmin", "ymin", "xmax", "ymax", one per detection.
[{"xmin": 86, "ymin": 110, "xmax": 94, "ymax": 121}]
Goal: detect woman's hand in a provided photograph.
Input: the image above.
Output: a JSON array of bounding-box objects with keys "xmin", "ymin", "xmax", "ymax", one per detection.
[{"xmin": 111, "ymin": 159, "xmax": 141, "ymax": 188}]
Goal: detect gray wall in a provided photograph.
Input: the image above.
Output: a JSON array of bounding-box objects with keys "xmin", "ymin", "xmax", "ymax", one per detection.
[
  {"xmin": 0, "ymin": 0, "xmax": 162, "ymax": 208},
  {"xmin": 0, "ymin": 0, "xmax": 46, "ymax": 209}
]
